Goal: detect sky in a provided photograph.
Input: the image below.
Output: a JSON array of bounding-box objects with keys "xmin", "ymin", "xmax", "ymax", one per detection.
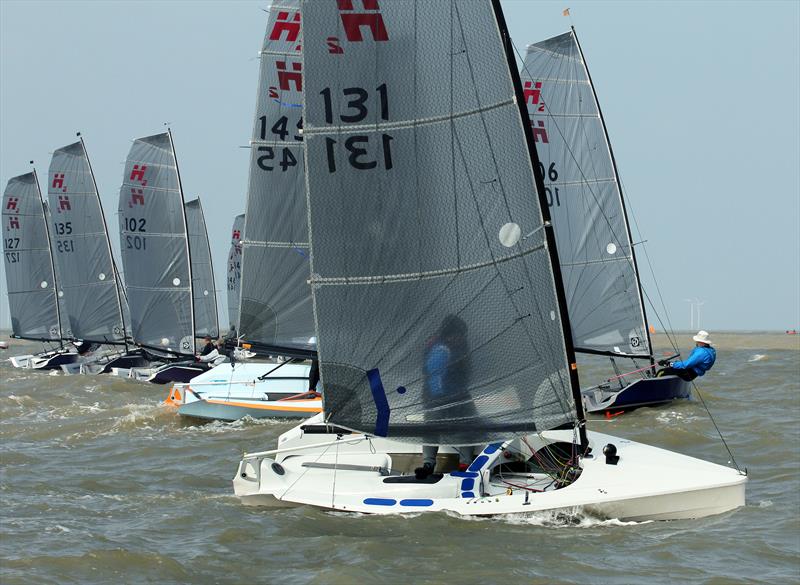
[{"xmin": 1, "ymin": 0, "xmax": 798, "ymax": 333}]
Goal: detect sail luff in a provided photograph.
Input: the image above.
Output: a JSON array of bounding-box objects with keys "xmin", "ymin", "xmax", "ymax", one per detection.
[
  {"xmin": 36, "ymin": 169, "xmax": 66, "ymax": 344},
  {"xmin": 168, "ymin": 128, "xmax": 196, "ymax": 346},
  {"xmin": 569, "ymin": 26, "xmax": 653, "ymax": 361},
  {"xmin": 80, "ymin": 136, "xmax": 130, "ymax": 347},
  {"xmin": 490, "ymin": 0, "xmax": 587, "ymax": 444}
]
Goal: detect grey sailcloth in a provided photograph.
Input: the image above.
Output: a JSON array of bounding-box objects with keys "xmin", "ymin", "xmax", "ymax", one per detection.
[
  {"xmin": 117, "ymin": 131, "xmax": 195, "ymax": 355},
  {"xmin": 185, "ymin": 198, "xmax": 219, "ymax": 339},
  {"xmin": 226, "ymin": 213, "xmax": 244, "ymax": 331},
  {"xmin": 42, "ymin": 201, "xmax": 73, "ymax": 340},
  {"xmin": 238, "ymin": 0, "xmax": 316, "ymax": 355},
  {"xmin": 302, "ymin": 0, "xmax": 577, "ymax": 445},
  {"xmin": 522, "ymin": 30, "xmax": 651, "ymax": 357},
  {"xmin": 46, "ymin": 140, "xmax": 128, "ymax": 343},
  {"xmin": 2, "ymin": 172, "xmax": 63, "ymax": 341}
]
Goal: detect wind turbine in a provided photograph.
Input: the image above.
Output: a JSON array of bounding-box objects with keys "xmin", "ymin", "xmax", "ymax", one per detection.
[
  {"xmin": 684, "ymin": 299, "xmax": 695, "ymax": 330},
  {"xmin": 694, "ymin": 298, "xmax": 706, "ymax": 330}
]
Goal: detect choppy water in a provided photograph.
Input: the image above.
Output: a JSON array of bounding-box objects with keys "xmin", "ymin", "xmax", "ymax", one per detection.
[{"xmin": 2, "ymin": 333, "xmax": 798, "ymax": 584}]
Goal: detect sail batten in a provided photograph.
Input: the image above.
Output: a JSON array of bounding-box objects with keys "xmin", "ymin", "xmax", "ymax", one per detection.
[
  {"xmin": 302, "ymin": 0, "xmax": 578, "ymax": 445},
  {"xmin": 237, "ymin": 0, "xmax": 316, "ymax": 355},
  {"xmin": 117, "ymin": 131, "xmax": 194, "ymax": 356},
  {"xmin": 523, "ymin": 29, "xmax": 651, "ymax": 359}
]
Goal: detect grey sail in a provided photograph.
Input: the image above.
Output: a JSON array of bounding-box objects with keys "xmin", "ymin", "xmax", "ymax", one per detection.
[
  {"xmin": 226, "ymin": 213, "xmax": 244, "ymax": 332},
  {"xmin": 2, "ymin": 172, "xmax": 62, "ymax": 341},
  {"xmin": 522, "ymin": 31, "xmax": 651, "ymax": 358},
  {"xmin": 238, "ymin": 0, "xmax": 316, "ymax": 356},
  {"xmin": 185, "ymin": 198, "xmax": 219, "ymax": 339},
  {"xmin": 302, "ymin": 0, "xmax": 578, "ymax": 445},
  {"xmin": 117, "ymin": 131, "xmax": 195, "ymax": 355},
  {"xmin": 42, "ymin": 201, "xmax": 73, "ymax": 340},
  {"xmin": 46, "ymin": 140, "xmax": 128, "ymax": 343}
]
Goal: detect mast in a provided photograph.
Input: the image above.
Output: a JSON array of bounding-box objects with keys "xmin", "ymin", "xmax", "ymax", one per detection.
[
  {"xmin": 571, "ymin": 26, "xmax": 653, "ymax": 362},
  {"xmin": 34, "ymin": 167, "xmax": 65, "ymax": 347},
  {"xmin": 491, "ymin": 0, "xmax": 588, "ymax": 449},
  {"xmin": 168, "ymin": 128, "xmax": 196, "ymax": 346},
  {"xmin": 80, "ymin": 134, "xmax": 130, "ymax": 351}
]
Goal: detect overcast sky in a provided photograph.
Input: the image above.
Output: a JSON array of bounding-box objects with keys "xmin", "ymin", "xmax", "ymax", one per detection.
[{"xmin": 1, "ymin": 0, "xmax": 798, "ymax": 333}]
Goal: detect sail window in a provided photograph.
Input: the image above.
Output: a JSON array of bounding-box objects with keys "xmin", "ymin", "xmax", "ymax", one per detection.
[
  {"xmin": 99, "ymin": 273, "xmax": 106, "ymax": 281},
  {"xmin": 499, "ymin": 223, "xmax": 521, "ymax": 247},
  {"xmin": 58, "ymin": 291, "xmax": 64, "ymax": 297},
  {"xmin": 606, "ymin": 243, "xmax": 617, "ymax": 255},
  {"xmin": 172, "ymin": 278, "xmax": 181, "ymax": 286},
  {"xmin": 40, "ymin": 281, "xmax": 48, "ymax": 288}
]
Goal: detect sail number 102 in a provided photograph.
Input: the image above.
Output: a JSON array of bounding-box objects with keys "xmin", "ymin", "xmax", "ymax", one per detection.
[{"xmin": 321, "ymin": 85, "xmax": 393, "ymax": 173}]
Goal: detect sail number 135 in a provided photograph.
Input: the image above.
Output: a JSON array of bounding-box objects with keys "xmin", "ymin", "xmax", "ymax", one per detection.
[{"xmin": 321, "ymin": 85, "xmax": 393, "ymax": 173}]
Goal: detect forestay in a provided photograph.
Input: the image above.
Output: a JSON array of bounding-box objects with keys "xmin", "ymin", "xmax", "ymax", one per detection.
[
  {"xmin": 185, "ymin": 198, "xmax": 219, "ymax": 339},
  {"xmin": 238, "ymin": 0, "xmax": 316, "ymax": 356},
  {"xmin": 302, "ymin": 0, "xmax": 577, "ymax": 445},
  {"xmin": 2, "ymin": 172, "xmax": 62, "ymax": 341},
  {"xmin": 47, "ymin": 140, "xmax": 127, "ymax": 343},
  {"xmin": 226, "ymin": 213, "xmax": 244, "ymax": 333},
  {"xmin": 118, "ymin": 132, "xmax": 195, "ymax": 355},
  {"xmin": 522, "ymin": 31, "xmax": 651, "ymax": 358}
]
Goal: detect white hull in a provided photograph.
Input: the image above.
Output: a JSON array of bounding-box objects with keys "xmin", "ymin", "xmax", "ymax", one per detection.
[
  {"xmin": 164, "ymin": 361, "xmax": 322, "ymax": 421},
  {"xmin": 233, "ymin": 416, "xmax": 746, "ymax": 521}
]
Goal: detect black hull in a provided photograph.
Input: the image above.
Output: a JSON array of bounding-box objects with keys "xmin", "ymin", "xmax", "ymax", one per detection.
[
  {"xmin": 32, "ymin": 351, "xmax": 79, "ymax": 370},
  {"xmin": 101, "ymin": 351, "xmax": 153, "ymax": 373},
  {"xmin": 582, "ymin": 375, "xmax": 691, "ymax": 415},
  {"xmin": 148, "ymin": 363, "xmax": 210, "ymax": 385}
]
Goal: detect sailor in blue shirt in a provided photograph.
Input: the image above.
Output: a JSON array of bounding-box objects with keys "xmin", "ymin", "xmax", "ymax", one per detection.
[{"xmin": 658, "ymin": 330, "xmax": 716, "ymax": 381}]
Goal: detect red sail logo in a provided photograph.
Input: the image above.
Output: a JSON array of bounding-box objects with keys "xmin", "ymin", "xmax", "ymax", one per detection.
[
  {"xmin": 276, "ymin": 60, "xmax": 302, "ymax": 92},
  {"xmin": 58, "ymin": 195, "xmax": 71, "ymax": 213},
  {"xmin": 52, "ymin": 173, "xmax": 67, "ymax": 192},
  {"xmin": 523, "ymin": 81, "xmax": 545, "ymax": 112},
  {"xmin": 129, "ymin": 188, "xmax": 145, "ymax": 208},
  {"xmin": 5, "ymin": 197, "xmax": 18, "ymax": 210},
  {"xmin": 8, "ymin": 216, "xmax": 19, "ymax": 229},
  {"xmin": 129, "ymin": 164, "xmax": 148, "ymax": 186},
  {"xmin": 269, "ymin": 11, "xmax": 301, "ymax": 42},
  {"xmin": 531, "ymin": 119, "xmax": 549, "ymax": 144},
  {"xmin": 232, "ymin": 229, "xmax": 241, "ymax": 241},
  {"xmin": 337, "ymin": 0, "xmax": 389, "ymax": 42}
]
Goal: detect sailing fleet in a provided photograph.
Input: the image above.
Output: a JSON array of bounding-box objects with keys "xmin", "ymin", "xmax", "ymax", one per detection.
[{"xmin": 2, "ymin": 0, "xmax": 745, "ymax": 522}]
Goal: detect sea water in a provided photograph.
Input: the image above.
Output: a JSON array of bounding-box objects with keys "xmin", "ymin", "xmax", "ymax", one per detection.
[{"xmin": 1, "ymin": 332, "xmax": 798, "ymax": 584}]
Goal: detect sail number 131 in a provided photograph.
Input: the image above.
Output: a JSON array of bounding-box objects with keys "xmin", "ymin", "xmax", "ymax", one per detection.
[{"xmin": 321, "ymin": 85, "xmax": 393, "ymax": 173}]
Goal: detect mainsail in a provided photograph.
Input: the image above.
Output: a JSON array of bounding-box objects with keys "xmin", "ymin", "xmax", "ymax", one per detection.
[
  {"xmin": 237, "ymin": 0, "xmax": 316, "ymax": 357},
  {"xmin": 522, "ymin": 30, "xmax": 651, "ymax": 358},
  {"xmin": 185, "ymin": 198, "xmax": 219, "ymax": 339},
  {"xmin": 226, "ymin": 213, "xmax": 244, "ymax": 332},
  {"xmin": 47, "ymin": 139, "xmax": 128, "ymax": 344},
  {"xmin": 2, "ymin": 171, "xmax": 63, "ymax": 341},
  {"xmin": 117, "ymin": 131, "xmax": 195, "ymax": 355},
  {"xmin": 301, "ymin": 0, "xmax": 580, "ymax": 445}
]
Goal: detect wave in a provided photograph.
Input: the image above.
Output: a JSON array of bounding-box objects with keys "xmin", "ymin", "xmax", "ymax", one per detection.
[{"xmin": 748, "ymin": 354, "xmax": 768, "ymax": 362}]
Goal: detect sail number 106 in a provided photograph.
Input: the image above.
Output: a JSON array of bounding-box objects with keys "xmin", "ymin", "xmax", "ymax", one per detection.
[{"xmin": 321, "ymin": 85, "xmax": 393, "ymax": 174}]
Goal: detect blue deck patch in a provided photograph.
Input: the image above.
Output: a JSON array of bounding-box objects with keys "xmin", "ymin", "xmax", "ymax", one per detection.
[
  {"xmin": 399, "ymin": 499, "xmax": 433, "ymax": 507},
  {"xmin": 449, "ymin": 471, "xmax": 479, "ymax": 478},
  {"xmin": 364, "ymin": 498, "xmax": 396, "ymax": 506},
  {"xmin": 461, "ymin": 492, "xmax": 475, "ymax": 498},
  {"xmin": 483, "ymin": 443, "xmax": 502, "ymax": 454},
  {"xmin": 468, "ymin": 455, "xmax": 489, "ymax": 471},
  {"xmin": 366, "ymin": 369, "xmax": 390, "ymax": 437},
  {"xmin": 460, "ymin": 478, "xmax": 474, "ymax": 491}
]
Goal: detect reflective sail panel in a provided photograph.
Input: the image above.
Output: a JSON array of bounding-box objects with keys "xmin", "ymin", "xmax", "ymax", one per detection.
[
  {"xmin": 47, "ymin": 141, "xmax": 127, "ymax": 343},
  {"xmin": 523, "ymin": 31, "xmax": 650, "ymax": 357},
  {"xmin": 2, "ymin": 172, "xmax": 62, "ymax": 340},
  {"xmin": 302, "ymin": 0, "xmax": 576, "ymax": 444},
  {"xmin": 185, "ymin": 198, "xmax": 219, "ymax": 339},
  {"xmin": 117, "ymin": 132, "xmax": 194, "ymax": 355},
  {"xmin": 238, "ymin": 0, "xmax": 316, "ymax": 355},
  {"xmin": 226, "ymin": 213, "xmax": 244, "ymax": 332}
]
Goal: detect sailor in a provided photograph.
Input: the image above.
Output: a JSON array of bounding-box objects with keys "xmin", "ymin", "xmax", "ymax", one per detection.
[
  {"xmin": 198, "ymin": 336, "xmax": 215, "ymax": 357},
  {"xmin": 415, "ymin": 315, "xmax": 478, "ymax": 479},
  {"xmin": 658, "ymin": 330, "xmax": 716, "ymax": 381}
]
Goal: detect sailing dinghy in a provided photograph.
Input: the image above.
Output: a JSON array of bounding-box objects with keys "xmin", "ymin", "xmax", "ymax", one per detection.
[
  {"xmin": 3, "ymin": 170, "xmax": 80, "ymax": 369},
  {"xmin": 522, "ymin": 29, "xmax": 689, "ymax": 414},
  {"xmin": 233, "ymin": 0, "xmax": 745, "ymax": 520},
  {"xmin": 46, "ymin": 137, "xmax": 133, "ymax": 375},
  {"xmin": 166, "ymin": 1, "xmax": 321, "ymax": 420}
]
